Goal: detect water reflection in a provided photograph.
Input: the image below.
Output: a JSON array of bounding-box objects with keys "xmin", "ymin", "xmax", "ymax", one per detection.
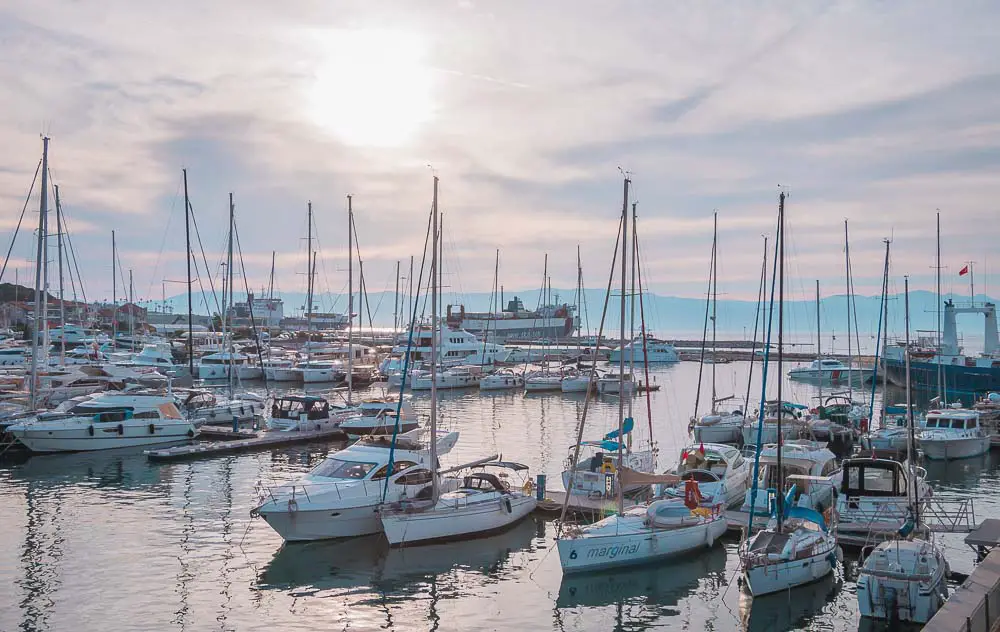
[{"xmin": 740, "ymin": 573, "xmax": 843, "ymax": 632}]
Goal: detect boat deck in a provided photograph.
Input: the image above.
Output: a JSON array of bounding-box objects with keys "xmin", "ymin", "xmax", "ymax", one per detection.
[
  {"xmin": 144, "ymin": 427, "xmax": 347, "ymax": 462},
  {"xmin": 535, "ymin": 490, "xmax": 642, "ymax": 517}
]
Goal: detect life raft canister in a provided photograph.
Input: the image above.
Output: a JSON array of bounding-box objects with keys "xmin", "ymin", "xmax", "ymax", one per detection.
[{"xmin": 684, "ymin": 479, "xmax": 704, "ymax": 510}]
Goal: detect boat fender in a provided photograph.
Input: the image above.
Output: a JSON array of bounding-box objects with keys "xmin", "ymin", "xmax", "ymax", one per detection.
[
  {"xmin": 522, "ymin": 479, "xmax": 534, "ymax": 495},
  {"xmin": 117, "ymin": 423, "xmax": 124, "ymax": 435},
  {"xmin": 149, "ymin": 423, "xmax": 156, "ymax": 435},
  {"xmin": 504, "ymin": 497, "xmax": 512, "ymax": 514},
  {"xmin": 88, "ymin": 425, "xmax": 95, "ymax": 437},
  {"xmin": 288, "ymin": 498, "xmax": 299, "ymax": 513},
  {"xmin": 240, "ymin": 405, "xmax": 246, "ymax": 416},
  {"xmin": 187, "ymin": 429, "xmax": 195, "ymax": 438}
]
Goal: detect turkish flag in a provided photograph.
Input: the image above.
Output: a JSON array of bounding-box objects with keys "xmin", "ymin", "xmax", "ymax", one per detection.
[{"xmin": 960, "ymin": 265, "xmax": 969, "ymax": 276}]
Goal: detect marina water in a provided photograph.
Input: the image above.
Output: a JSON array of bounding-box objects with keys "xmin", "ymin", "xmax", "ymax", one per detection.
[{"xmin": 2, "ymin": 360, "xmax": 995, "ymax": 631}]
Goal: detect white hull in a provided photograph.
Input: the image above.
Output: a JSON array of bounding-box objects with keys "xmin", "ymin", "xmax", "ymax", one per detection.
[
  {"xmin": 259, "ymin": 502, "xmax": 382, "ymax": 541},
  {"xmin": 560, "ymin": 377, "xmax": 594, "ymax": 393},
  {"xmin": 557, "ymin": 514, "xmax": 727, "ymax": 573},
  {"xmin": 237, "ymin": 366, "xmax": 264, "ymax": 380},
  {"xmin": 741, "ymin": 423, "xmax": 800, "ymax": 446},
  {"xmin": 381, "ymin": 495, "xmax": 535, "ymax": 546},
  {"xmin": 524, "ymin": 378, "xmax": 563, "ymax": 392},
  {"xmin": 919, "ymin": 436, "xmax": 990, "ymax": 460},
  {"xmin": 479, "ymin": 376, "xmax": 523, "ymax": 391},
  {"xmin": 197, "ymin": 364, "xmax": 232, "ymax": 379},
  {"xmin": 301, "ymin": 368, "xmax": 342, "ymax": 383},
  {"xmin": 693, "ymin": 420, "xmax": 744, "ymax": 444},
  {"xmin": 265, "ymin": 367, "xmax": 301, "ymax": 382},
  {"xmin": 788, "ymin": 368, "xmax": 871, "ymax": 382},
  {"xmin": 411, "ymin": 374, "xmax": 481, "ymax": 390},
  {"xmin": 609, "ymin": 347, "xmax": 678, "ymax": 363},
  {"xmin": 856, "ymin": 540, "xmax": 949, "ymax": 624},
  {"xmin": 743, "ymin": 546, "xmax": 836, "ymax": 596},
  {"xmin": 12, "ymin": 421, "xmax": 194, "ymax": 453}
]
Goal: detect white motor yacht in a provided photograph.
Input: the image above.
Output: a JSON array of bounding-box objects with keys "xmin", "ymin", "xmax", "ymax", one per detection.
[
  {"xmin": 380, "ymin": 461, "xmax": 536, "ymax": 547},
  {"xmin": 6, "ymin": 393, "xmax": 196, "ymax": 452},
  {"xmin": 411, "ymin": 365, "xmax": 483, "ymax": 390},
  {"xmin": 741, "ymin": 440, "xmax": 840, "ymax": 516},
  {"xmin": 918, "ymin": 408, "xmax": 990, "ymax": 460},
  {"xmin": 254, "ymin": 428, "xmax": 460, "ymax": 541},
  {"xmin": 263, "ymin": 358, "xmax": 299, "ymax": 382},
  {"xmin": 835, "ymin": 458, "xmax": 931, "ymax": 546},
  {"xmin": 788, "ymin": 357, "xmax": 872, "ymax": 383},
  {"xmin": 267, "ymin": 395, "xmax": 341, "ymax": 432},
  {"xmin": 236, "ymin": 362, "xmax": 264, "ymax": 381},
  {"xmin": 336, "ymin": 398, "xmax": 420, "ymax": 437},
  {"xmin": 558, "ymin": 495, "xmax": 727, "ymax": 573},
  {"xmin": 861, "ymin": 404, "xmax": 920, "ymax": 457},
  {"xmin": 660, "ymin": 443, "xmax": 751, "ymax": 509},
  {"xmin": 857, "ymin": 537, "xmax": 949, "ymax": 623},
  {"xmin": 197, "ymin": 352, "xmax": 251, "ymax": 379},
  {"xmin": 609, "ymin": 337, "xmax": 679, "ymax": 363},
  {"xmin": 524, "ymin": 369, "xmax": 565, "ymax": 392},
  {"xmin": 296, "ymin": 360, "xmax": 346, "ymax": 384},
  {"xmin": 479, "ymin": 369, "xmax": 524, "ymax": 391},
  {"xmin": 560, "ymin": 371, "xmax": 599, "ymax": 393},
  {"xmin": 597, "ymin": 372, "xmax": 635, "ymax": 395},
  {"xmin": 741, "ymin": 401, "xmax": 810, "ymax": 445}
]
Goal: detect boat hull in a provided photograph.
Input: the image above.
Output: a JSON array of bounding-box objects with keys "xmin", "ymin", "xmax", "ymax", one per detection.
[
  {"xmin": 743, "ymin": 543, "xmax": 838, "ymax": 596},
  {"xmin": 381, "ymin": 495, "xmax": 535, "ymax": 547},
  {"xmin": 919, "ymin": 436, "xmax": 990, "ymax": 460},
  {"xmin": 885, "ymin": 358, "xmax": 1000, "ymax": 394},
  {"xmin": 258, "ymin": 502, "xmax": 382, "ymax": 541},
  {"xmin": 557, "ymin": 517, "xmax": 727, "ymax": 573},
  {"xmin": 11, "ymin": 422, "xmax": 194, "ymax": 453},
  {"xmin": 693, "ymin": 422, "xmax": 743, "ymax": 444}
]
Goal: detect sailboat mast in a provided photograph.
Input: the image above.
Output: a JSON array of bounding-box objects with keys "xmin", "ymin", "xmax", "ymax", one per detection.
[
  {"xmin": 776, "ymin": 191, "xmax": 786, "ymax": 531},
  {"xmin": 904, "ymin": 276, "xmax": 918, "ymax": 525},
  {"xmin": 112, "ymin": 230, "xmax": 117, "ymax": 345},
  {"xmin": 394, "ymin": 259, "xmax": 400, "ymax": 332},
  {"xmin": 55, "ymin": 184, "xmax": 66, "ymax": 365},
  {"xmin": 711, "ymin": 211, "xmax": 718, "ymax": 406},
  {"xmin": 844, "ymin": 220, "xmax": 853, "ymax": 400},
  {"xmin": 408, "ymin": 255, "xmax": 414, "ymax": 324},
  {"xmin": 881, "ymin": 240, "xmax": 890, "ymax": 424},
  {"xmin": 129, "ymin": 269, "xmax": 135, "ymax": 354},
  {"xmin": 347, "ymin": 195, "xmax": 354, "ymax": 403},
  {"xmin": 430, "ymin": 176, "xmax": 440, "ymax": 501},
  {"xmin": 226, "ymin": 193, "xmax": 235, "ymax": 396},
  {"xmin": 268, "ymin": 250, "xmax": 276, "ymax": 299},
  {"xmin": 936, "ymin": 213, "xmax": 943, "ymax": 400},
  {"xmin": 576, "ymin": 245, "xmax": 583, "ymax": 349},
  {"xmin": 28, "ymin": 137, "xmax": 50, "ymax": 408},
  {"xmin": 306, "ymin": 202, "xmax": 313, "ymax": 365},
  {"xmin": 816, "ymin": 279, "xmax": 822, "ymax": 403},
  {"xmin": 628, "ymin": 201, "xmax": 637, "ymax": 435},
  {"xmin": 617, "ymin": 176, "xmax": 629, "ymax": 516},
  {"xmin": 183, "ymin": 169, "xmax": 194, "ymax": 378}
]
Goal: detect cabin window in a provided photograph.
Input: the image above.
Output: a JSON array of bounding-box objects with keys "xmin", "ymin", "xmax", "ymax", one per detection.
[
  {"xmin": 393, "ymin": 469, "xmax": 433, "ymax": 485},
  {"xmin": 371, "ymin": 460, "xmax": 417, "ymax": 480},
  {"xmin": 951, "ymin": 419, "xmax": 964, "ymax": 430},
  {"xmin": 311, "ymin": 459, "xmax": 377, "ymax": 479},
  {"xmin": 863, "ymin": 468, "xmax": 894, "ymax": 493},
  {"xmin": 134, "ymin": 411, "xmax": 160, "ymax": 419},
  {"xmin": 925, "ymin": 419, "xmax": 938, "ymax": 429},
  {"xmin": 967, "ymin": 419, "xmax": 978, "ymax": 429},
  {"xmin": 821, "ymin": 460, "xmax": 839, "ymax": 477}
]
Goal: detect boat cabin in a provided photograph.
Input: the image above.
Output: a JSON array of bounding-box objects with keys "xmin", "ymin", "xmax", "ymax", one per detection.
[
  {"xmin": 272, "ymin": 395, "xmax": 330, "ymax": 421},
  {"xmin": 924, "ymin": 409, "xmax": 981, "ymax": 431},
  {"xmin": 840, "ymin": 458, "xmax": 909, "ymax": 498}
]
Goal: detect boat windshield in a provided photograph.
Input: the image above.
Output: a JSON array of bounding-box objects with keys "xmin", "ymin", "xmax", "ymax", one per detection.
[{"xmin": 310, "ymin": 458, "xmax": 378, "ymax": 479}]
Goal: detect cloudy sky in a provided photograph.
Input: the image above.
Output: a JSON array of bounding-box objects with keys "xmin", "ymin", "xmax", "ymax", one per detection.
[{"xmin": 1, "ymin": 0, "xmax": 997, "ymax": 312}]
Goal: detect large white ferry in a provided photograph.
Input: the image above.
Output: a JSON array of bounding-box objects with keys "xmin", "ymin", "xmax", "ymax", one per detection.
[{"xmin": 445, "ymin": 296, "xmax": 578, "ymax": 342}]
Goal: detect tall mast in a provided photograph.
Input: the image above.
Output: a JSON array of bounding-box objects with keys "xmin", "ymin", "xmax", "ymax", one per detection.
[
  {"xmin": 28, "ymin": 137, "xmax": 50, "ymax": 408},
  {"xmin": 711, "ymin": 211, "xmax": 718, "ymax": 407},
  {"xmin": 576, "ymin": 245, "xmax": 583, "ymax": 350},
  {"xmin": 936, "ymin": 213, "xmax": 942, "ymax": 400},
  {"xmin": 183, "ymin": 170, "xmax": 194, "ymax": 378},
  {"xmin": 816, "ymin": 279, "xmax": 822, "ymax": 403},
  {"xmin": 394, "ymin": 260, "xmax": 400, "ymax": 331},
  {"xmin": 128, "ymin": 269, "xmax": 135, "ymax": 353},
  {"xmin": 844, "ymin": 219, "xmax": 853, "ymax": 400},
  {"xmin": 55, "ymin": 184, "xmax": 66, "ymax": 365},
  {"xmin": 881, "ymin": 240, "xmax": 890, "ymax": 424},
  {"xmin": 268, "ymin": 250, "xmax": 276, "ymax": 299},
  {"xmin": 226, "ymin": 193, "xmax": 235, "ymax": 396},
  {"xmin": 430, "ymin": 176, "xmax": 440, "ymax": 501},
  {"xmin": 112, "ymin": 230, "xmax": 117, "ymax": 345},
  {"xmin": 617, "ymin": 175, "xmax": 629, "ymax": 516},
  {"xmin": 347, "ymin": 194, "xmax": 354, "ymax": 403},
  {"xmin": 408, "ymin": 255, "xmax": 414, "ymax": 325},
  {"xmin": 306, "ymin": 202, "xmax": 314, "ymax": 365},
  {"xmin": 904, "ymin": 277, "xmax": 918, "ymax": 525},
  {"xmin": 776, "ymin": 191, "xmax": 786, "ymax": 531},
  {"xmin": 628, "ymin": 201, "xmax": 638, "ymax": 436}
]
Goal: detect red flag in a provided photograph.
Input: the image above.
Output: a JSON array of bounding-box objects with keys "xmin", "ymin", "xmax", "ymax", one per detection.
[{"xmin": 960, "ymin": 265, "xmax": 969, "ymax": 276}]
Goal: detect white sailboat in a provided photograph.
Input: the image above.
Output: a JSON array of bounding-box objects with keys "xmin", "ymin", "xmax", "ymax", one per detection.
[
  {"xmin": 857, "ymin": 278, "xmax": 950, "ymax": 624},
  {"xmin": 379, "ymin": 176, "xmax": 536, "ymax": 547},
  {"xmin": 557, "ymin": 178, "xmax": 727, "ymax": 574},
  {"xmin": 740, "ymin": 191, "xmax": 840, "ymax": 597}
]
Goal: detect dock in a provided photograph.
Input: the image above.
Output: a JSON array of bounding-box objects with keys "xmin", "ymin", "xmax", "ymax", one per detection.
[
  {"xmin": 144, "ymin": 427, "xmax": 347, "ymax": 462},
  {"xmin": 197, "ymin": 426, "xmax": 259, "ymax": 440},
  {"xmin": 926, "ymin": 523, "xmax": 1000, "ymax": 632},
  {"xmin": 534, "ymin": 490, "xmax": 642, "ymax": 517}
]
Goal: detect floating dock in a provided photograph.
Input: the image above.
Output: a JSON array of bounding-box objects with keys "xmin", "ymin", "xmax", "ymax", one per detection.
[
  {"xmin": 925, "ymin": 521, "xmax": 1000, "ymax": 632},
  {"xmin": 197, "ymin": 426, "xmax": 259, "ymax": 440},
  {"xmin": 145, "ymin": 427, "xmax": 347, "ymax": 462}
]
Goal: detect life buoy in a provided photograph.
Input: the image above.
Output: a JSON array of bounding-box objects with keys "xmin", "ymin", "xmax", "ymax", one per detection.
[
  {"xmin": 684, "ymin": 479, "xmax": 704, "ymax": 510},
  {"xmin": 600, "ymin": 461, "xmax": 616, "ymax": 475}
]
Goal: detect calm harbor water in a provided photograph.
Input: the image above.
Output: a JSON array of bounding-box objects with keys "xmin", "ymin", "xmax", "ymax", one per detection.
[{"xmin": 1, "ymin": 360, "xmax": 997, "ymax": 632}]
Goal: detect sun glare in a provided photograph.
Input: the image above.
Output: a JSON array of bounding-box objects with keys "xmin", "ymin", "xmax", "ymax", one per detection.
[{"xmin": 307, "ymin": 29, "xmax": 434, "ymax": 148}]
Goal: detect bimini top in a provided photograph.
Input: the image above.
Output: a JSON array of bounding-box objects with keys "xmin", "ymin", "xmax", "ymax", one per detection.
[{"xmin": 475, "ymin": 460, "xmax": 530, "ymax": 472}]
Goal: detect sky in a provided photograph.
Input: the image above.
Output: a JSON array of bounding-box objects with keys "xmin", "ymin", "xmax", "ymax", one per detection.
[{"xmin": 1, "ymin": 1, "xmax": 998, "ymax": 311}]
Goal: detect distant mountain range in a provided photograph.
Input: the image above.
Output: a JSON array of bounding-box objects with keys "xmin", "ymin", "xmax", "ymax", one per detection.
[{"xmin": 154, "ymin": 288, "xmax": 995, "ymax": 339}]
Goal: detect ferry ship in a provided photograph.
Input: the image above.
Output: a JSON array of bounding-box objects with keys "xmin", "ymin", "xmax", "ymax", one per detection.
[
  {"xmin": 884, "ymin": 300, "xmax": 1000, "ymax": 396},
  {"xmin": 445, "ymin": 296, "xmax": 578, "ymax": 343}
]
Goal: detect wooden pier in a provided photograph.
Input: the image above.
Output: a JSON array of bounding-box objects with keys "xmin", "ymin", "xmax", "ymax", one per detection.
[
  {"xmin": 145, "ymin": 427, "xmax": 347, "ymax": 462},
  {"xmin": 926, "ymin": 522, "xmax": 1000, "ymax": 632}
]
